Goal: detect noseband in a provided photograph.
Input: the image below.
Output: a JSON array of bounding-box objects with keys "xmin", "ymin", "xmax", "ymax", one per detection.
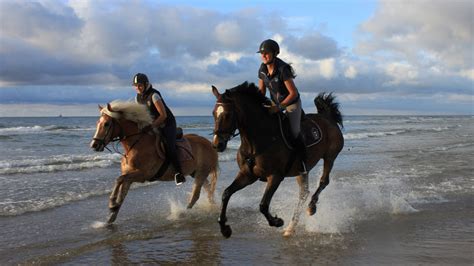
[
  {"xmin": 93, "ymin": 116, "xmax": 148, "ymax": 157},
  {"xmin": 93, "ymin": 116, "xmax": 130, "ymax": 146}
]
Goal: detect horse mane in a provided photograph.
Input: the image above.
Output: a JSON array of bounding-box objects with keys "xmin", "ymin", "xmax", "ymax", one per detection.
[
  {"xmin": 224, "ymin": 81, "xmax": 268, "ymax": 106},
  {"xmin": 101, "ymin": 100, "xmax": 153, "ymax": 129}
]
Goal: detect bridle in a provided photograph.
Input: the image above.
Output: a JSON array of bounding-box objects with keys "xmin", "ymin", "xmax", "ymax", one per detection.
[
  {"xmin": 213, "ymin": 101, "xmax": 239, "ymax": 142},
  {"xmin": 93, "ymin": 116, "xmax": 146, "ymax": 156}
]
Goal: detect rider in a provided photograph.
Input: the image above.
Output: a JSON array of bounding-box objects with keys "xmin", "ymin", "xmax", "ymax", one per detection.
[
  {"xmin": 257, "ymin": 39, "xmax": 307, "ymax": 175},
  {"xmin": 133, "ymin": 73, "xmax": 186, "ymax": 185}
]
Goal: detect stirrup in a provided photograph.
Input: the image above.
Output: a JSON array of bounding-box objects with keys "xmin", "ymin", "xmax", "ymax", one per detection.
[{"xmin": 175, "ymin": 173, "xmax": 186, "ymax": 186}]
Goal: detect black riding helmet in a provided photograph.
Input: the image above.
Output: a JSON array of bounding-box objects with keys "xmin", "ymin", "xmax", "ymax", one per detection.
[
  {"xmin": 257, "ymin": 39, "xmax": 280, "ymax": 56},
  {"xmin": 133, "ymin": 73, "xmax": 149, "ymax": 85}
]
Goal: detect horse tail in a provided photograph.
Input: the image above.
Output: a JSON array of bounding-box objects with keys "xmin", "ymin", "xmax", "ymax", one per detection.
[
  {"xmin": 209, "ymin": 161, "xmax": 219, "ymax": 198},
  {"xmin": 314, "ymin": 92, "xmax": 344, "ymax": 128}
]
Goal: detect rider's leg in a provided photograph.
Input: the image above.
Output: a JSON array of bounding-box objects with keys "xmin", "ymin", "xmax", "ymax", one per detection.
[
  {"xmin": 162, "ymin": 124, "xmax": 186, "ymax": 185},
  {"xmin": 286, "ymin": 99, "xmax": 307, "ymax": 175}
]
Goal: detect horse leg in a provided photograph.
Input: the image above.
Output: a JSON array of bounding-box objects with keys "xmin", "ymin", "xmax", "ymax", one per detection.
[
  {"xmin": 187, "ymin": 174, "xmax": 205, "ymax": 209},
  {"xmin": 109, "ymin": 176, "xmax": 124, "ymax": 210},
  {"xmin": 283, "ymin": 173, "xmax": 309, "ymax": 237},
  {"xmin": 260, "ymin": 175, "xmax": 284, "ymax": 228},
  {"xmin": 107, "ymin": 172, "xmax": 139, "ymax": 224},
  {"xmin": 219, "ymin": 172, "xmax": 257, "ymax": 238},
  {"xmin": 308, "ymin": 158, "xmax": 334, "ymax": 216},
  {"xmin": 202, "ymin": 178, "xmax": 216, "ymax": 205}
]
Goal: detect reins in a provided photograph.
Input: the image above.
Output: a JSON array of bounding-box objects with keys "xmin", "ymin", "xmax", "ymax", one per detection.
[{"xmin": 96, "ymin": 117, "xmax": 147, "ymax": 158}]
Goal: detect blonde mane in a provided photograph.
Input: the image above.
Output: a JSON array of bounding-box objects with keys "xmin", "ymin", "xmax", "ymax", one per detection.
[{"xmin": 101, "ymin": 100, "xmax": 153, "ymax": 129}]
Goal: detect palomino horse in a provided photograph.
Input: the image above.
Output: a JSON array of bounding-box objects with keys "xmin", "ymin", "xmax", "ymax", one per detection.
[
  {"xmin": 90, "ymin": 101, "xmax": 218, "ymax": 223},
  {"xmin": 212, "ymin": 82, "xmax": 344, "ymax": 238}
]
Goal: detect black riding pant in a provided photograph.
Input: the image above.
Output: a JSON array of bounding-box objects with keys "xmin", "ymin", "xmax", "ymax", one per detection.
[{"xmin": 161, "ymin": 121, "xmax": 183, "ymax": 174}]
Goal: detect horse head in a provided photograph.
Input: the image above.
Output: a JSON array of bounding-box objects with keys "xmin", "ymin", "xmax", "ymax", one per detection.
[
  {"xmin": 212, "ymin": 86, "xmax": 238, "ymax": 152},
  {"xmin": 90, "ymin": 103, "xmax": 122, "ymax": 152},
  {"xmin": 211, "ymin": 82, "xmax": 273, "ymax": 152}
]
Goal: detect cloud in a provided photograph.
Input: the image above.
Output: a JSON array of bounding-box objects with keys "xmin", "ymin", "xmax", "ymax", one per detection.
[
  {"xmin": 285, "ymin": 32, "xmax": 341, "ymax": 60},
  {"xmin": 0, "ymin": 0, "xmax": 472, "ymax": 115},
  {"xmin": 356, "ymin": 0, "xmax": 473, "ymax": 75}
]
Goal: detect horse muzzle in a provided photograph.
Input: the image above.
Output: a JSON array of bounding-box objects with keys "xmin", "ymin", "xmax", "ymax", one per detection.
[
  {"xmin": 212, "ymin": 135, "xmax": 228, "ymax": 152},
  {"xmin": 90, "ymin": 139, "xmax": 105, "ymax": 152}
]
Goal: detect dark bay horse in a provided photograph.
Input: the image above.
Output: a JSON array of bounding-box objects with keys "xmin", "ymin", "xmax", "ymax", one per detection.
[
  {"xmin": 212, "ymin": 82, "xmax": 344, "ymax": 238},
  {"xmin": 90, "ymin": 101, "xmax": 218, "ymax": 223}
]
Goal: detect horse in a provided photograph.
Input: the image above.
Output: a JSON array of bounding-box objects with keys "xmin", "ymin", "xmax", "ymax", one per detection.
[
  {"xmin": 90, "ymin": 101, "xmax": 219, "ymax": 224},
  {"xmin": 211, "ymin": 82, "xmax": 344, "ymax": 238}
]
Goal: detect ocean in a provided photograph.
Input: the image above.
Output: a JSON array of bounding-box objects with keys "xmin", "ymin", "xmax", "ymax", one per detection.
[{"xmin": 0, "ymin": 115, "xmax": 472, "ymax": 265}]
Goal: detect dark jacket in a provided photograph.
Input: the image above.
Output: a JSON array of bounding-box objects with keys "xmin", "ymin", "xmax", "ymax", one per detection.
[
  {"xmin": 258, "ymin": 57, "xmax": 299, "ymax": 105},
  {"xmin": 136, "ymin": 87, "xmax": 175, "ymax": 127}
]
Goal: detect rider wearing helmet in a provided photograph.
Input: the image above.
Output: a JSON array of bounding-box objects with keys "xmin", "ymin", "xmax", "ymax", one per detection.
[
  {"xmin": 133, "ymin": 73, "xmax": 186, "ymax": 185},
  {"xmin": 257, "ymin": 39, "xmax": 307, "ymax": 175}
]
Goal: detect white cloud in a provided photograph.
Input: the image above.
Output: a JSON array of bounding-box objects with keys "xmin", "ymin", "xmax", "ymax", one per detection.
[
  {"xmin": 319, "ymin": 58, "xmax": 337, "ymax": 79},
  {"xmin": 384, "ymin": 62, "xmax": 419, "ymax": 86},
  {"xmin": 344, "ymin": 66, "xmax": 357, "ymax": 79},
  {"xmin": 0, "ymin": 0, "xmax": 472, "ymax": 115},
  {"xmin": 459, "ymin": 69, "xmax": 474, "ymax": 80},
  {"xmin": 357, "ymin": 0, "xmax": 472, "ymax": 71}
]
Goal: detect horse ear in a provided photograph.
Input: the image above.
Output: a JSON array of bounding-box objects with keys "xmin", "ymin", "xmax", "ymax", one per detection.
[
  {"xmin": 106, "ymin": 103, "xmax": 113, "ymax": 112},
  {"xmin": 212, "ymin": 85, "xmax": 220, "ymax": 98},
  {"xmin": 98, "ymin": 104, "xmax": 103, "ymax": 111}
]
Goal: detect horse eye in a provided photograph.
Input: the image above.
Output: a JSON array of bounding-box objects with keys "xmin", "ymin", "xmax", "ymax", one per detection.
[{"xmin": 104, "ymin": 122, "xmax": 110, "ymax": 127}]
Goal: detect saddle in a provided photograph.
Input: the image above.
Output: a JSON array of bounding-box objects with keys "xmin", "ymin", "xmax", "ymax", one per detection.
[
  {"xmin": 278, "ymin": 113, "xmax": 322, "ymax": 149},
  {"xmin": 155, "ymin": 127, "xmax": 194, "ymax": 162}
]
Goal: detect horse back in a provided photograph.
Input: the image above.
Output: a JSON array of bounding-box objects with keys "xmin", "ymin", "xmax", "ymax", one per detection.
[
  {"xmin": 184, "ymin": 134, "xmax": 218, "ymax": 170},
  {"xmin": 305, "ymin": 113, "xmax": 344, "ymax": 155}
]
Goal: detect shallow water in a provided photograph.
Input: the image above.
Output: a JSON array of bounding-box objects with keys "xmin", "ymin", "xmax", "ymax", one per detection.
[{"xmin": 0, "ymin": 115, "xmax": 472, "ymax": 264}]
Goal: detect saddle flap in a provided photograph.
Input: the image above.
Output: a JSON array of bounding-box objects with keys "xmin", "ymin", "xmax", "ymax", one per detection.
[
  {"xmin": 155, "ymin": 135, "xmax": 194, "ymax": 162},
  {"xmin": 279, "ymin": 115, "xmax": 322, "ymax": 149},
  {"xmin": 301, "ymin": 119, "xmax": 322, "ymax": 147}
]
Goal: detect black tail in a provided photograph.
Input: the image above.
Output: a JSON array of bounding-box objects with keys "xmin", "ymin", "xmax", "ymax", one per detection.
[{"xmin": 314, "ymin": 92, "xmax": 343, "ymax": 129}]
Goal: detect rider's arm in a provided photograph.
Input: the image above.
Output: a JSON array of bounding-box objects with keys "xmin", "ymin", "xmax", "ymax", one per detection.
[
  {"xmin": 258, "ymin": 79, "xmax": 266, "ymax": 96},
  {"xmin": 152, "ymin": 95, "xmax": 168, "ymax": 127},
  {"xmin": 280, "ymin": 78, "xmax": 298, "ymax": 108}
]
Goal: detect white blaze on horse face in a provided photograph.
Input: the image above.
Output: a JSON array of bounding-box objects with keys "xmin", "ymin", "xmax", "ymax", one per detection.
[
  {"xmin": 215, "ymin": 105, "xmax": 224, "ymax": 119},
  {"xmin": 92, "ymin": 116, "xmax": 106, "ymax": 140},
  {"xmin": 213, "ymin": 105, "xmax": 225, "ymax": 143}
]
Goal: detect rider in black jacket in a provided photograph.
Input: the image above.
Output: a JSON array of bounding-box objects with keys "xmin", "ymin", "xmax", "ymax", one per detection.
[
  {"xmin": 133, "ymin": 73, "xmax": 186, "ymax": 185},
  {"xmin": 257, "ymin": 40, "xmax": 307, "ymax": 175}
]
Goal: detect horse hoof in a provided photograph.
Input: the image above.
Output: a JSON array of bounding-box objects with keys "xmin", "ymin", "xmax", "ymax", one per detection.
[
  {"xmin": 307, "ymin": 205, "xmax": 316, "ymax": 216},
  {"xmin": 270, "ymin": 217, "xmax": 284, "ymax": 227},
  {"xmin": 283, "ymin": 229, "xmax": 294, "ymax": 237},
  {"xmin": 221, "ymin": 225, "xmax": 232, "ymax": 238}
]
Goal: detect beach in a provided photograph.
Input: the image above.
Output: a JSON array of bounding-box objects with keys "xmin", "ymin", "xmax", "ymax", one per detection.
[{"xmin": 0, "ymin": 115, "xmax": 472, "ymax": 264}]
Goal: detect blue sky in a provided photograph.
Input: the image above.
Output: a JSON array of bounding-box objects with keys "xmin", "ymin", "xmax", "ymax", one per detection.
[{"xmin": 0, "ymin": 0, "xmax": 472, "ymax": 116}]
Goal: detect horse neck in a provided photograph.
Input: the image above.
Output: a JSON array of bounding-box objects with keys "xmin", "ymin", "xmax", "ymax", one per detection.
[
  {"xmin": 234, "ymin": 98, "xmax": 277, "ymax": 150},
  {"xmin": 117, "ymin": 119, "xmax": 145, "ymax": 149}
]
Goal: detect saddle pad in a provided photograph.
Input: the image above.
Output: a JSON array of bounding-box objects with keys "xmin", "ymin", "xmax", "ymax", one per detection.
[
  {"xmin": 301, "ymin": 119, "xmax": 322, "ymax": 147},
  {"xmin": 156, "ymin": 138, "xmax": 194, "ymax": 162}
]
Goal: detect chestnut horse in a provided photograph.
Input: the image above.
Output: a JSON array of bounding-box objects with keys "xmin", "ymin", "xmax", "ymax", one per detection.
[
  {"xmin": 90, "ymin": 101, "xmax": 218, "ymax": 224},
  {"xmin": 212, "ymin": 82, "xmax": 344, "ymax": 238}
]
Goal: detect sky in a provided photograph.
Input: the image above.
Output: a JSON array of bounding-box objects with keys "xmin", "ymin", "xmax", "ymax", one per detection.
[{"xmin": 0, "ymin": 0, "xmax": 472, "ymax": 116}]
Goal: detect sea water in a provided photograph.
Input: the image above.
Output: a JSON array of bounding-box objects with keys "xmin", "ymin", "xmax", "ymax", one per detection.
[{"xmin": 0, "ymin": 115, "xmax": 472, "ymax": 264}]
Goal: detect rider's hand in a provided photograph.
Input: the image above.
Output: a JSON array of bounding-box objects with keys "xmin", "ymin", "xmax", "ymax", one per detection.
[{"xmin": 263, "ymin": 104, "xmax": 282, "ymax": 114}]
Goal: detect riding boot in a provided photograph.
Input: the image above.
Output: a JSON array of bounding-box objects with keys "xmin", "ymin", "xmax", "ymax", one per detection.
[
  {"xmin": 295, "ymin": 133, "xmax": 308, "ymax": 175},
  {"xmin": 170, "ymin": 153, "xmax": 185, "ymax": 185},
  {"xmin": 170, "ymin": 156, "xmax": 186, "ymax": 186},
  {"xmin": 162, "ymin": 125, "xmax": 186, "ymax": 186}
]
